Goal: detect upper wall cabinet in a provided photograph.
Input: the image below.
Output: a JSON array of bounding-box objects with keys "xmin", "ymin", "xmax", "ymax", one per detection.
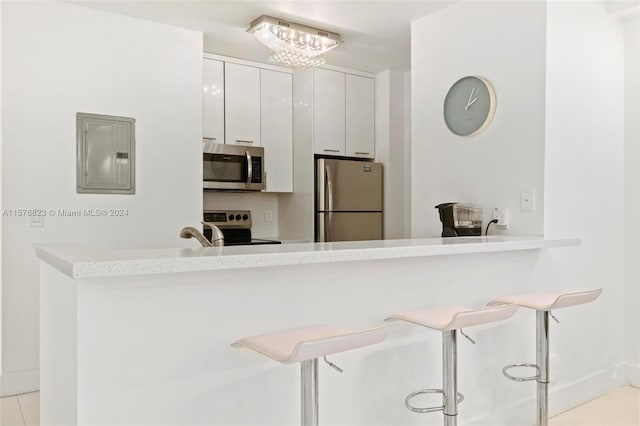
[
  {"xmin": 310, "ymin": 67, "xmax": 375, "ymax": 158},
  {"xmin": 261, "ymin": 69, "xmax": 293, "ymax": 192},
  {"xmin": 314, "ymin": 68, "xmax": 346, "ymax": 156},
  {"xmin": 225, "ymin": 62, "xmax": 261, "ymax": 147},
  {"xmin": 202, "ymin": 54, "xmax": 293, "ymax": 193},
  {"xmin": 345, "ymin": 74, "xmax": 375, "ymax": 158},
  {"xmin": 203, "ymin": 59, "xmax": 224, "ymax": 143}
]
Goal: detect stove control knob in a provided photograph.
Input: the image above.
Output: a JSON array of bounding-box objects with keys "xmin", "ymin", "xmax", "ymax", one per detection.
[
  {"xmin": 242, "ymin": 214, "xmax": 249, "ymax": 221},
  {"xmin": 235, "ymin": 214, "xmax": 241, "ymax": 221},
  {"xmin": 228, "ymin": 215, "xmax": 234, "ymax": 221}
]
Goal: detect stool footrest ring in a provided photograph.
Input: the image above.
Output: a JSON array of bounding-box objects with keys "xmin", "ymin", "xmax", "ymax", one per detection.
[
  {"xmin": 502, "ymin": 363, "xmax": 540, "ymax": 382},
  {"xmin": 404, "ymin": 388, "xmax": 464, "ymax": 414}
]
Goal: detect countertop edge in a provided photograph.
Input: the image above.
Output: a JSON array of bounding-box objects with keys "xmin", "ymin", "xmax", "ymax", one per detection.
[
  {"xmin": 34, "ymin": 246, "xmax": 76, "ymax": 278},
  {"xmin": 36, "ymin": 236, "xmax": 581, "ymax": 279}
]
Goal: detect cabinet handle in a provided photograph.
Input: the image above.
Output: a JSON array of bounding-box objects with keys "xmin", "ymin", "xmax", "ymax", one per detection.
[
  {"xmin": 203, "ymin": 137, "xmax": 217, "ymax": 141},
  {"xmin": 236, "ymin": 139, "xmax": 254, "ymax": 144},
  {"xmin": 355, "ymin": 152, "xmax": 370, "ymax": 155},
  {"xmin": 323, "ymin": 149, "xmax": 340, "ymax": 153}
]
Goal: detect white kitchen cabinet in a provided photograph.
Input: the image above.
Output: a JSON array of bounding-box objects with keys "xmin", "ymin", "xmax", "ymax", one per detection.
[
  {"xmin": 225, "ymin": 62, "xmax": 261, "ymax": 146},
  {"xmin": 313, "ymin": 68, "xmax": 345, "ymax": 155},
  {"xmin": 346, "ymin": 74, "xmax": 375, "ymax": 158},
  {"xmin": 202, "ymin": 59, "xmax": 224, "ymax": 143},
  {"xmin": 261, "ymin": 69, "xmax": 293, "ymax": 192}
]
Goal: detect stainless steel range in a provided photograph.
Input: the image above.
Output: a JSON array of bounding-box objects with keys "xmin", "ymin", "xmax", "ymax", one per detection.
[{"xmin": 202, "ymin": 210, "xmax": 281, "ymax": 246}]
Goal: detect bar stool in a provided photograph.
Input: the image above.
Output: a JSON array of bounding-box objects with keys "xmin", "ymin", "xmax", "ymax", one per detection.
[
  {"xmin": 232, "ymin": 324, "xmax": 387, "ymax": 426},
  {"xmin": 385, "ymin": 305, "xmax": 518, "ymax": 426},
  {"xmin": 490, "ymin": 289, "xmax": 602, "ymax": 426}
]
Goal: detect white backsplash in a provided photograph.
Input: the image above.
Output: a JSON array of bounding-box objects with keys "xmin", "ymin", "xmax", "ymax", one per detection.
[{"xmin": 203, "ymin": 192, "xmax": 279, "ymax": 238}]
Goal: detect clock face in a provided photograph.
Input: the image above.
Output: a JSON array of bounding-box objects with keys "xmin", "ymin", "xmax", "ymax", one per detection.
[{"xmin": 443, "ymin": 76, "xmax": 496, "ymax": 137}]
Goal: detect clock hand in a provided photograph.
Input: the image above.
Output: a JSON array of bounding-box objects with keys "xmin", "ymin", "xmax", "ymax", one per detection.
[
  {"xmin": 467, "ymin": 97, "xmax": 478, "ymax": 108},
  {"xmin": 465, "ymin": 87, "xmax": 477, "ymax": 110}
]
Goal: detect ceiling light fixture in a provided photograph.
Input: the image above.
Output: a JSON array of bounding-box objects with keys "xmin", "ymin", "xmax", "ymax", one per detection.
[{"xmin": 247, "ymin": 15, "xmax": 340, "ymax": 68}]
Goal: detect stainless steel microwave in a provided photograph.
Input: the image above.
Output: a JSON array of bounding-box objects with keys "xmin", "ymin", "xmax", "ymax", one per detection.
[{"xmin": 203, "ymin": 142, "xmax": 265, "ymax": 191}]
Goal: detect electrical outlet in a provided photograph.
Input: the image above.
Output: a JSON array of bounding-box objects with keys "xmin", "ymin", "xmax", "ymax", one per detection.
[
  {"xmin": 30, "ymin": 216, "xmax": 44, "ymax": 227},
  {"xmin": 492, "ymin": 206, "xmax": 510, "ymax": 228},
  {"xmin": 521, "ymin": 189, "xmax": 535, "ymax": 212},
  {"xmin": 264, "ymin": 209, "xmax": 273, "ymax": 222}
]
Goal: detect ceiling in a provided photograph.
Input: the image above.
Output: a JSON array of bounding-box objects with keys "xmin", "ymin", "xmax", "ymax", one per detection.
[{"xmin": 69, "ymin": 1, "xmax": 457, "ymax": 72}]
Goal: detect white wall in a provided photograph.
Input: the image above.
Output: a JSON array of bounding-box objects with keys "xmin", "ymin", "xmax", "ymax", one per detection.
[
  {"xmin": 1, "ymin": 1, "xmax": 203, "ymax": 395},
  {"xmin": 0, "ymin": 0, "xmax": 3, "ymax": 379},
  {"xmin": 411, "ymin": 1, "xmax": 547, "ymax": 238},
  {"xmin": 411, "ymin": 0, "xmax": 628, "ymax": 421},
  {"xmin": 375, "ymin": 70, "xmax": 410, "ymax": 239},
  {"xmin": 203, "ymin": 192, "xmax": 279, "ymax": 238},
  {"xmin": 623, "ymin": 15, "xmax": 640, "ymax": 385},
  {"xmin": 543, "ymin": 0, "xmax": 626, "ymax": 399}
]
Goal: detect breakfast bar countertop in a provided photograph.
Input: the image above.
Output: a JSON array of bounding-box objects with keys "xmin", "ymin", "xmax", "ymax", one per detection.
[{"xmin": 35, "ymin": 235, "xmax": 580, "ymax": 279}]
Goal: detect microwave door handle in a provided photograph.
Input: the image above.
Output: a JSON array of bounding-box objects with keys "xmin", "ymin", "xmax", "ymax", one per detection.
[{"xmin": 245, "ymin": 150, "xmax": 252, "ymax": 188}]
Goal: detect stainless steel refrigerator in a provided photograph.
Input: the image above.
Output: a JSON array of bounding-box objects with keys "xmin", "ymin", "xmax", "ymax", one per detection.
[{"xmin": 316, "ymin": 158, "xmax": 383, "ymax": 242}]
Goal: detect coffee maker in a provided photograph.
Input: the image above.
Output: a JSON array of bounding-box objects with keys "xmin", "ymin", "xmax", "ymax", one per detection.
[{"xmin": 435, "ymin": 203, "xmax": 483, "ymax": 237}]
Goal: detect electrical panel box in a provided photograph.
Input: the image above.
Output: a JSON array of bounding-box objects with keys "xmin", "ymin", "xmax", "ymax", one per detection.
[{"xmin": 76, "ymin": 112, "xmax": 135, "ymax": 194}]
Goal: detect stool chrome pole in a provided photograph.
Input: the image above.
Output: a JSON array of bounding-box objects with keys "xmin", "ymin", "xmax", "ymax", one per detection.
[
  {"xmin": 443, "ymin": 330, "xmax": 458, "ymax": 426},
  {"xmin": 536, "ymin": 311, "xmax": 549, "ymax": 426},
  {"xmin": 301, "ymin": 359, "xmax": 319, "ymax": 426}
]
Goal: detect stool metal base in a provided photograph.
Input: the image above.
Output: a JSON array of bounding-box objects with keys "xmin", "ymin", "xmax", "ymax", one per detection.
[
  {"xmin": 536, "ymin": 310, "xmax": 550, "ymax": 426},
  {"xmin": 405, "ymin": 388, "xmax": 465, "ymax": 413},
  {"xmin": 502, "ymin": 310, "xmax": 550, "ymax": 426},
  {"xmin": 301, "ymin": 359, "xmax": 319, "ymax": 426},
  {"xmin": 406, "ymin": 330, "xmax": 463, "ymax": 426},
  {"xmin": 502, "ymin": 363, "xmax": 540, "ymax": 382}
]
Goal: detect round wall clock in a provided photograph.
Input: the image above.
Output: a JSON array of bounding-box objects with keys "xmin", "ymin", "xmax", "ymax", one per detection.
[{"xmin": 443, "ymin": 76, "xmax": 496, "ymax": 137}]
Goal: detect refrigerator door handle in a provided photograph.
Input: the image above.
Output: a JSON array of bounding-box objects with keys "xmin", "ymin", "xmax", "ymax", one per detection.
[
  {"xmin": 325, "ymin": 164, "xmax": 334, "ymax": 212},
  {"xmin": 323, "ymin": 164, "xmax": 334, "ymax": 242},
  {"xmin": 325, "ymin": 212, "xmax": 333, "ymax": 242}
]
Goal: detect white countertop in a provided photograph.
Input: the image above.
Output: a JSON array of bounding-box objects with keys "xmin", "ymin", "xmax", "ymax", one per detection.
[{"xmin": 35, "ymin": 235, "xmax": 580, "ymax": 279}]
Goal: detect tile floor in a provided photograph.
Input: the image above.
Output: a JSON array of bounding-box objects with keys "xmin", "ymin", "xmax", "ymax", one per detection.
[
  {"xmin": 0, "ymin": 386, "xmax": 637, "ymax": 425},
  {"xmin": 1, "ymin": 392, "xmax": 38, "ymax": 426},
  {"xmin": 550, "ymin": 386, "xmax": 639, "ymax": 426}
]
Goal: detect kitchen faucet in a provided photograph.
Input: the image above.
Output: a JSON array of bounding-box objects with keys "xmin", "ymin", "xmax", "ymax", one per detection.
[{"xmin": 179, "ymin": 224, "xmax": 224, "ymax": 247}]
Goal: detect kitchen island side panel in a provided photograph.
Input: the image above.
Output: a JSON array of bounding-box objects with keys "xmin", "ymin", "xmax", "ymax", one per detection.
[
  {"xmin": 39, "ymin": 246, "xmax": 617, "ymax": 426},
  {"xmin": 40, "ymin": 263, "xmax": 78, "ymax": 426}
]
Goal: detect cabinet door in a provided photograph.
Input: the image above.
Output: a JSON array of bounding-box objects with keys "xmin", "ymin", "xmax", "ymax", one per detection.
[
  {"xmin": 346, "ymin": 74, "xmax": 375, "ymax": 158},
  {"xmin": 261, "ymin": 69, "xmax": 293, "ymax": 192},
  {"xmin": 313, "ymin": 68, "xmax": 345, "ymax": 155},
  {"xmin": 203, "ymin": 59, "xmax": 224, "ymax": 143},
  {"xmin": 225, "ymin": 62, "xmax": 261, "ymax": 146}
]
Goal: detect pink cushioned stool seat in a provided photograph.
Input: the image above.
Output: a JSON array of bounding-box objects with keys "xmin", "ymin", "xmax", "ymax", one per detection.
[
  {"xmin": 491, "ymin": 288, "xmax": 602, "ymax": 310},
  {"xmin": 386, "ymin": 304, "xmax": 518, "ymax": 331},
  {"xmin": 232, "ymin": 324, "xmax": 388, "ymax": 364}
]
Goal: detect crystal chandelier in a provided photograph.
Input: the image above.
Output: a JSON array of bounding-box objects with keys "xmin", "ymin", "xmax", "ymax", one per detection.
[{"xmin": 247, "ymin": 15, "xmax": 340, "ymax": 68}]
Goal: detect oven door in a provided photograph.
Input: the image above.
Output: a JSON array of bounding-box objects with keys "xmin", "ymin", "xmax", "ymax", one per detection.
[{"xmin": 203, "ymin": 143, "xmax": 264, "ymax": 191}]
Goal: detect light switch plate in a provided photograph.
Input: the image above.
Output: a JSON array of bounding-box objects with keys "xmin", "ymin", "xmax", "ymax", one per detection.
[{"xmin": 521, "ymin": 189, "xmax": 535, "ymax": 212}]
